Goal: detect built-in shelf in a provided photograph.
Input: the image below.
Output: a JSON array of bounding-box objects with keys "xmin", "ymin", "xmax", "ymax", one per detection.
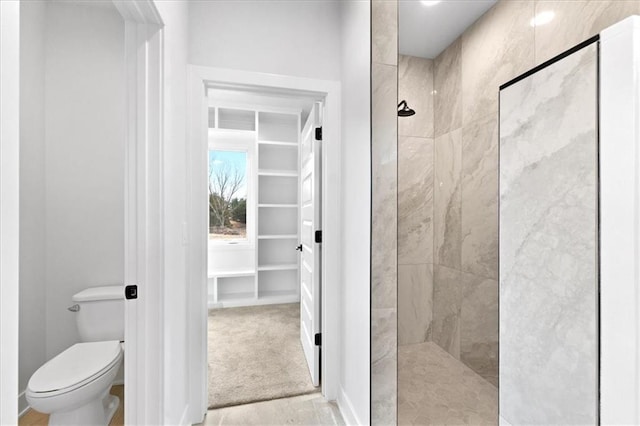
[
  {"xmin": 257, "ymin": 235, "xmax": 297, "ymax": 240},
  {"xmin": 208, "ymin": 270, "xmax": 255, "ymax": 278},
  {"xmin": 257, "ymin": 264, "xmax": 298, "ymax": 271},
  {"xmin": 259, "ymin": 290, "xmax": 298, "ymax": 299},
  {"xmin": 258, "ymin": 169, "xmax": 298, "ymax": 177},
  {"xmin": 258, "ymin": 203, "xmax": 298, "ymax": 208},
  {"xmin": 217, "ymin": 292, "xmax": 255, "ymax": 302},
  {"xmin": 258, "ymin": 140, "xmax": 298, "ymax": 147}
]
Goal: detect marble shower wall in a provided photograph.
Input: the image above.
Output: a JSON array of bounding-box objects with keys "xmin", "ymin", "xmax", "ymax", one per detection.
[
  {"xmin": 427, "ymin": 0, "xmax": 640, "ymax": 388},
  {"xmin": 371, "ymin": 0, "xmax": 397, "ymax": 424},
  {"xmin": 398, "ymin": 55, "xmax": 434, "ymax": 347},
  {"xmin": 500, "ymin": 43, "xmax": 598, "ymax": 426},
  {"xmin": 371, "ymin": 0, "xmax": 640, "ymax": 423}
]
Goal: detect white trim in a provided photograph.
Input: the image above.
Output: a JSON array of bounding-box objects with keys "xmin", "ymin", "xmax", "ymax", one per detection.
[
  {"xmin": 18, "ymin": 391, "xmax": 28, "ymax": 418},
  {"xmin": 113, "ymin": 0, "xmax": 162, "ymax": 25},
  {"xmin": 0, "ymin": 2, "xmax": 20, "ymax": 425},
  {"xmin": 118, "ymin": 2, "xmax": 165, "ymax": 424},
  {"xmin": 187, "ymin": 66, "xmax": 341, "ymax": 421},
  {"xmin": 178, "ymin": 404, "xmax": 190, "ymax": 426},
  {"xmin": 499, "ymin": 415, "xmax": 513, "ymax": 426},
  {"xmin": 599, "ymin": 15, "xmax": 640, "ymax": 425},
  {"xmin": 338, "ymin": 386, "xmax": 363, "ymax": 426}
]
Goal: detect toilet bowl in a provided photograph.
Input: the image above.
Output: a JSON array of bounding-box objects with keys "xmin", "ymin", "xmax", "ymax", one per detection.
[{"xmin": 26, "ymin": 341, "xmax": 123, "ymax": 426}]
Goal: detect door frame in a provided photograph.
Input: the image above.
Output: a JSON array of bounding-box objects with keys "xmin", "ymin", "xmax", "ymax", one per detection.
[
  {"xmin": 187, "ymin": 65, "xmax": 341, "ymax": 422},
  {"xmin": 0, "ymin": 1, "xmax": 20, "ymax": 424},
  {"xmin": 112, "ymin": 1, "xmax": 164, "ymax": 424}
]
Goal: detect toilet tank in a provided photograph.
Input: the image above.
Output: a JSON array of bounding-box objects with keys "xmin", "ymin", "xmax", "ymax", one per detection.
[{"xmin": 72, "ymin": 286, "xmax": 124, "ymax": 342}]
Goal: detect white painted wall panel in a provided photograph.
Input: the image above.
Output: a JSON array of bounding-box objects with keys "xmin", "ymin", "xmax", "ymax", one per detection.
[
  {"xmin": 44, "ymin": 2, "xmax": 125, "ymax": 359},
  {"xmin": 188, "ymin": 0, "xmax": 341, "ymax": 81},
  {"xmin": 338, "ymin": 1, "xmax": 371, "ymax": 424}
]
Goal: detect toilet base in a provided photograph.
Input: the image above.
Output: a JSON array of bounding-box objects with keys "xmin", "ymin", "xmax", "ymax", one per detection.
[{"xmin": 48, "ymin": 389, "xmax": 119, "ymax": 426}]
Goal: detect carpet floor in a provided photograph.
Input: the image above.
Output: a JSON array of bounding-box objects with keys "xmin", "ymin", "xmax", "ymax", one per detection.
[{"xmin": 208, "ymin": 303, "xmax": 318, "ymax": 409}]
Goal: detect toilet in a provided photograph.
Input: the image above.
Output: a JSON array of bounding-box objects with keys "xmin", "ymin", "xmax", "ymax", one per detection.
[{"xmin": 26, "ymin": 286, "xmax": 124, "ymax": 425}]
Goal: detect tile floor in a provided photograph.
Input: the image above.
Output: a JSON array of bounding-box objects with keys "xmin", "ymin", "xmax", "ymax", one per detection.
[
  {"xmin": 200, "ymin": 393, "xmax": 345, "ymax": 426},
  {"xmin": 399, "ymin": 342, "xmax": 498, "ymax": 425}
]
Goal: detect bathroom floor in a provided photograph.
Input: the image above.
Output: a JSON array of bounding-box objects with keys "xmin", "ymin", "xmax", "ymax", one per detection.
[
  {"xmin": 18, "ymin": 384, "xmax": 124, "ymax": 426},
  {"xmin": 199, "ymin": 392, "xmax": 345, "ymax": 425},
  {"xmin": 399, "ymin": 342, "xmax": 498, "ymax": 426}
]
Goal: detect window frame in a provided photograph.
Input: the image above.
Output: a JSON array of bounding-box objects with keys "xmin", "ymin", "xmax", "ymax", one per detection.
[{"xmin": 207, "ymin": 131, "xmax": 256, "ymax": 249}]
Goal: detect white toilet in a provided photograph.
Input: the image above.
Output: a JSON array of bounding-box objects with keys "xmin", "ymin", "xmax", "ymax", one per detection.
[{"xmin": 26, "ymin": 286, "xmax": 124, "ymax": 426}]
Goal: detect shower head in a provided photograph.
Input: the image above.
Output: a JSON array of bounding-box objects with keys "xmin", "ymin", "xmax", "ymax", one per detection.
[{"xmin": 398, "ymin": 100, "xmax": 415, "ymax": 117}]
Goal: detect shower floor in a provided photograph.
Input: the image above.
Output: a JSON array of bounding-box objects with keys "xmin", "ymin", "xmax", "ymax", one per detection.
[{"xmin": 398, "ymin": 342, "xmax": 498, "ymax": 425}]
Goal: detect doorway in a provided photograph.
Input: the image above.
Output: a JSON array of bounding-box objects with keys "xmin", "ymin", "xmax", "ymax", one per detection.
[
  {"xmin": 205, "ymin": 88, "xmax": 322, "ymax": 408},
  {"xmin": 187, "ymin": 66, "xmax": 341, "ymax": 420}
]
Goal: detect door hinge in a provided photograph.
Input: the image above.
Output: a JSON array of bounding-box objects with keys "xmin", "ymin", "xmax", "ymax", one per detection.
[
  {"xmin": 314, "ymin": 333, "xmax": 322, "ymax": 346},
  {"xmin": 315, "ymin": 127, "xmax": 322, "ymax": 141},
  {"xmin": 315, "ymin": 230, "xmax": 322, "ymax": 243},
  {"xmin": 125, "ymin": 285, "xmax": 138, "ymax": 300}
]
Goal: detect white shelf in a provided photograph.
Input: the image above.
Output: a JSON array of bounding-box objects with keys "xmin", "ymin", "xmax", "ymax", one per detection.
[
  {"xmin": 258, "ymin": 235, "xmax": 297, "ymax": 240},
  {"xmin": 258, "ymin": 169, "xmax": 298, "ymax": 177},
  {"xmin": 258, "ymin": 290, "xmax": 298, "ymax": 300},
  {"xmin": 208, "ymin": 270, "xmax": 255, "ymax": 278},
  {"xmin": 258, "ymin": 203, "xmax": 298, "ymax": 208},
  {"xmin": 257, "ymin": 264, "xmax": 298, "ymax": 271},
  {"xmin": 217, "ymin": 292, "xmax": 255, "ymax": 302},
  {"xmin": 258, "ymin": 140, "xmax": 298, "ymax": 147}
]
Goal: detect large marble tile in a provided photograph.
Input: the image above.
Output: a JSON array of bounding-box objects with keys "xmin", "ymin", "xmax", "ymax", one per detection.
[
  {"xmin": 398, "ymin": 264, "xmax": 433, "ymax": 346},
  {"xmin": 460, "ymin": 274, "xmax": 498, "ymax": 387},
  {"xmin": 398, "ymin": 136, "xmax": 433, "ymax": 265},
  {"xmin": 434, "ymin": 39, "xmax": 462, "ymax": 137},
  {"xmin": 372, "ymin": 308, "xmax": 397, "ymax": 426},
  {"xmin": 461, "ymin": 114, "xmax": 499, "ymax": 280},
  {"xmin": 499, "ymin": 44, "xmax": 598, "ymax": 425},
  {"xmin": 372, "ymin": 62, "xmax": 397, "ymax": 310},
  {"xmin": 461, "ymin": 0, "xmax": 535, "ymax": 126},
  {"xmin": 399, "ymin": 55, "xmax": 434, "ymax": 138},
  {"xmin": 434, "ymin": 129, "xmax": 462, "ymax": 269},
  {"xmin": 399, "ymin": 342, "xmax": 498, "ymax": 426},
  {"xmin": 535, "ymin": 0, "xmax": 640, "ymax": 65},
  {"xmin": 372, "ymin": 0, "xmax": 397, "ymax": 66},
  {"xmin": 431, "ymin": 265, "xmax": 463, "ymax": 359}
]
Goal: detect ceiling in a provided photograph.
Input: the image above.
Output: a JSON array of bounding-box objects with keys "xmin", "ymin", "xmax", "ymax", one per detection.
[{"xmin": 399, "ymin": 0, "xmax": 498, "ymax": 59}]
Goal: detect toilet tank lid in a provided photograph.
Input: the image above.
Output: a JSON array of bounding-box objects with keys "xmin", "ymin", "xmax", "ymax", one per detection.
[{"xmin": 72, "ymin": 286, "xmax": 124, "ymax": 302}]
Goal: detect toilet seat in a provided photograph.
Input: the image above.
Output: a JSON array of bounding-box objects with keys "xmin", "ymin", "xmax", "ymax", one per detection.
[{"xmin": 27, "ymin": 341, "xmax": 122, "ymax": 398}]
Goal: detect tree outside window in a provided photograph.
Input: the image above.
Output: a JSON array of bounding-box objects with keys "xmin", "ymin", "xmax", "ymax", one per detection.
[{"xmin": 209, "ymin": 150, "xmax": 247, "ymax": 241}]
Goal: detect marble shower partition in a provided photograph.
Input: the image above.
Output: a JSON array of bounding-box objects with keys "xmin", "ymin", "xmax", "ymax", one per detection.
[
  {"xmin": 371, "ymin": 0, "xmax": 398, "ymax": 424},
  {"xmin": 499, "ymin": 43, "xmax": 598, "ymax": 425}
]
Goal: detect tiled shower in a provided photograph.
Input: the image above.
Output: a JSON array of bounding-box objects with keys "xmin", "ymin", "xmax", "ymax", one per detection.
[{"xmin": 371, "ymin": 0, "xmax": 640, "ymax": 425}]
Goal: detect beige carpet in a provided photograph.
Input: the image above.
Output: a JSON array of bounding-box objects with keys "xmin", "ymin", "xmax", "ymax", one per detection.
[{"xmin": 208, "ymin": 303, "xmax": 318, "ymax": 409}]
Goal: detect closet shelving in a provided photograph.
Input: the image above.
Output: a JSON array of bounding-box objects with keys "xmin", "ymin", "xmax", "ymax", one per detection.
[{"xmin": 208, "ymin": 104, "xmax": 301, "ymax": 308}]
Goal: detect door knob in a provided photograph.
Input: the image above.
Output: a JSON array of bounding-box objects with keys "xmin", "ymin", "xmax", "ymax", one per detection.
[{"xmin": 296, "ymin": 244, "xmax": 303, "ymax": 252}]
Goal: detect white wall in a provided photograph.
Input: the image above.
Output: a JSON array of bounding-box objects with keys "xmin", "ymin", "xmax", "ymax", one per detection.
[
  {"xmin": 18, "ymin": 0, "xmax": 47, "ymax": 414},
  {"xmin": 43, "ymin": 2, "xmax": 125, "ymax": 359},
  {"xmin": 185, "ymin": 2, "xmax": 370, "ymax": 422},
  {"xmin": 154, "ymin": 1, "xmax": 192, "ymax": 424},
  {"xmin": 188, "ymin": 0, "xmax": 342, "ymax": 81},
  {"xmin": 338, "ymin": 1, "xmax": 371, "ymax": 424}
]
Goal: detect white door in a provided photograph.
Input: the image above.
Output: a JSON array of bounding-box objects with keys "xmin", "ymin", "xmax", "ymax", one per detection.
[{"xmin": 299, "ymin": 103, "xmax": 322, "ymax": 386}]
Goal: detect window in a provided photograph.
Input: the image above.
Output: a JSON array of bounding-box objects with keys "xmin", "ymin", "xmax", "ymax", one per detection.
[{"xmin": 209, "ymin": 149, "xmax": 248, "ymax": 242}]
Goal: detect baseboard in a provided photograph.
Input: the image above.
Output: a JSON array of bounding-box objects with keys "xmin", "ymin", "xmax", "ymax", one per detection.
[
  {"xmin": 179, "ymin": 404, "xmax": 190, "ymax": 426},
  {"xmin": 337, "ymin": 386, "xmax": 363, "ymax": 426},
  {"xmin": 18, "ymin": 390, "xmax": 29, "ymax": 418},
  {"xmin": 499, "ymin": 415, "xmax": 513, "ymax": 426}
]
